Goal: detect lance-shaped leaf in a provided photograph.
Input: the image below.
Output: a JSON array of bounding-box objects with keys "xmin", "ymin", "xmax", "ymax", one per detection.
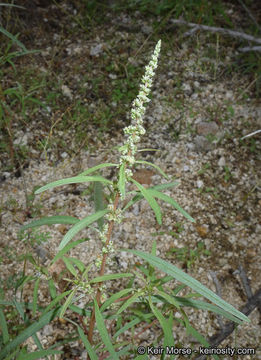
[
  {"xmin": 94, "ymin": 300, "xmax": 119, "ymax": 360},
  {"xmin": 147, "ymin": 188, "xmax": 195, "ymax": 222},
  {"xmin": 135, "ymin": 160, "xmax": 169, "ymax": 179},
  {"xmin": 58, "ymin": 209, "xmax": 108, "ymax": 250},
  {"xmin": 79, "ymin": 162, "xmax": 118, "ymax": 176},
  {"xmin": 94, "ymin": 182, "xmax": 105, "ymax": 230},
  {"xmin": 20, "ymin": 215, "xmax": 79, "ymax": 231},
  {"xmin": 90, "ymin": 273, "xmax": 133, "ymax": 284},
  {"xmin": 124, "ymin": 250, "xmax": 250, "ymax": 324},
  {"xmin": 118, "ymin": 163, "xmax": 126, "ymax": 199},
  {"xmin": 35, "ymin": 176, "xmax": 112, "ymax": 194},
  {"xmin": 130, "ymin": 178, "xmax": 162, "ymax": 225}
]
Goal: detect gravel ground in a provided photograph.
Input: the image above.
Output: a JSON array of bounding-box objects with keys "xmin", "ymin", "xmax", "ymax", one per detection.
[{"xmin": 0, "ymin": 2, "xmax": 260, "ymax": 359}]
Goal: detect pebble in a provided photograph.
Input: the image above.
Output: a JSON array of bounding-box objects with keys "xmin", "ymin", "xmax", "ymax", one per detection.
[{"xmin": 196, "ymin": 121, "xmax": 219, "ymax": 136}]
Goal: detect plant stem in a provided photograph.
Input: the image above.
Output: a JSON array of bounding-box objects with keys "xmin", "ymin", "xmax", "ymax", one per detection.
[{"xmin": 87, "ymin": 192, "xmax": 120, "ymax": 344}]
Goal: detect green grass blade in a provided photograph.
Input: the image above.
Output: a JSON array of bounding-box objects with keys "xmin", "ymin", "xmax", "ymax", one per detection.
[
  {"xmin": 130, "ymin": 178, "xmax": 162, "ymax": 224},
  {"xmin": 35, "ymin": 176, "xmax": 112, "ymax": 194},
  {"xmin": 58, "ymin": 209, "xmax": 108, "ymax": 250},
  {"xmin": 79, "ymin": 163, "xmax": 118, "ymax": 176},
  {"xmin": 124, "ymin": 250, "xmax": 250, "ymax": 324},
  {"xmin": 94, "ymin": 300, "xmax": 119, "ymax": 360},
  {"xmin": 147, "ymin": 189, "xmax": 195, "ymax": 222}
]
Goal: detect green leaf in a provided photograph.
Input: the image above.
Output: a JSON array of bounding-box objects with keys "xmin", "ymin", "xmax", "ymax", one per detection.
[
  {"xmin": 35, "ymin": 176, "xmax": 112, "ymax": 194},
  {"xmin": 147, "ymin": 189, "xmax": 195, "ymax": 222},
  {"xmin": 171, "ymin": 296, "xmax": 245, "ymax": 324},
  {"xmin": 117, "ymin": 292, "xmax": 142, "ymax": 315},
  {"xmin": 100, "ymin": 288, "xmax": 133, "ymax": 312},
  {"xmin": 135, "ymin": 160, "xmax": 169, "ymax": 179},
  {"xmin": 78, "ymin": 326, "xmax": 98, "ymax": 360},
  {"xmin": 43, "ymin": 290, "xmax": 72, "ymax": 315},
  {"xmin": 0, "ymin": 308, "xmax": 61, "ymax": 360},
  {"xmin": 94, "ymin": 182, "xmax": 105, "ymax": 231},
  {"xmin": 90, "ymin": 273, "xmax": 133, "ymax": 283},
  {"xmin": 124, "ymin": 250, "xmax": 250, "ymax": 324},
  {"xmin": 122, "ymin": 182, "xmax": 179, "ymax": 212},
  {"xmin": 118, "ymin": 163, "xmax": 126, "ymax": 199},
  {"xmin": 149, "ymin": 297, "xmax": 175, "ymax": 358},
  {"xmin": 58, "ymin": 209, "xmax": 108, "ymax": 250},
  {"xmin": 155, "ymin": 290, "xmax": 181, "ymax": 311},
  {"xmin": 0, "ymin": 28, "xmax": 27, "ymax": 51},
  {"xmin": 79, "ymin": 163, "xmax": 118, "ymax": 176},
  {"xmin": 130, "ymin": 178, "xmax": 162, "ymax": 225},
  {"xmin": 0, "ymin": 308, "xmax": 9, "ymax": 344},
  {"xmin": 20, "ymin": 215, "xmax": 79, "ymax": 231},
  {"xmin": 94, "ymin": 300, "xmax": 119, "ymax": 360},
  {"xmin": 32, "ymin": 278, "xmax": 40, "ymax": 316},
  {"xmin": 62, "ymin": 257, "xmax": 77, "ymax": 277},
  {"xmin": 60, "ymin": 290, "xmax": 76, "ymax": 319},
  {"xmin": 52, "ymin": 238, "xmax": 88, "ymax": 264},
  {"xmin": 17, "ymin": 349, "xmax": 63, "ymax": 360}
]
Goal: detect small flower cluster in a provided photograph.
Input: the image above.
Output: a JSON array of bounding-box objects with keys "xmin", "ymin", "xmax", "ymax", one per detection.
[
  {"xmin": 119, "ymin": 40, "xmax": 161, "ymax": 168},
  {"xmin": 106, "ymin": 202, "xmax": 123, "ymax": 224}
]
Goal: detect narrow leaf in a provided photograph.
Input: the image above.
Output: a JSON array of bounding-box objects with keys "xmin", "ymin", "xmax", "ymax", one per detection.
[
  {"xmin": 130, "ymin": 178, "xmax": 162, "ymax": 225},
  {"xmin": 147, "ymin": 189, "xmax": 195, "ymax": 222},
  {"xmin": 35, "ymin": 176, "xmax": 112, "ymax": 194},
  {"xmin": 94, "ymin": 300, "xmax": 119, "ymax": 360},
  {"xmin": 0, "ymin": 308, "xmax": 9, "ymax": 344},
  {"xmin": 32, "ymin": 278, "xmax": 40, "ymax": 316},
  {"xmin": 94, "ymin": 182, "xmax": 105, "ymax": 230},
  {"xmin": 100, "ymin": 288, "xmax": 133, "ymax": 312},
  {"xmin": 78, "ymin": 326, "xmax": 98, "ymax": 360},
  {"xmin": 124, "ymin": 250, "xmax": 250, "ymax": 324},
  {"xmin": 60, "ymin": 290, "xmax": 76, "ymax": 319},
  {"xmin": 79, "ymin": 163, "xmax": 118, "ymax": 176},
  {"xmin": 0, "ymin": 308, "xmax": 61, "ymax": 360},
  {"xmin": 118, "ymin": 163, "xmax": 126, "ymax": 199},
  {"xmin": 90, "ymin": 273, "xmax": 133, "ymax": 283},
  {"xmin": 52, "ymin": 238, "xmax": 88, "ymax": 264},
  {"xmin": 149, "ymin": 298, "xmax": 175, "ymax": 356},
  {"xmin": 135, "ymin": 160, "xmax": 169, "ymax": 179},
  {"xmin": 20, "ymin": 216, "xmax": 79, "ymax": 231},
  {"xmin": 17, "ymin": 349, "xmax": 63, "ymax": 360},
  {"xmin": 58, "ymin": 209, "xmax": 108, "ymax": 250}
]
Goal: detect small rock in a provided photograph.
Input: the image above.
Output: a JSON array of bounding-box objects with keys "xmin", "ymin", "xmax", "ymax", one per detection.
[
  {"xmin": 90, "ymin": 43, "xmax": 103, "ymax": 56},
  {"xmin": 196, "ymin": 121, "xmax": 219, "ymax": 136},
  {"xmin": 182, "ymin": 83, "xmax": 192, "ymax": 95},
  {"xmin": 197, "ymin": 180, "xmax": 204, "ymax": 188},
  {"xmin": 194, "ymin": 135, "xmax": 214, "ymax": 152},
  {"xmin": 218, "ymin": 156, "xmax": 226, "ymax": 167},
  {"xmin": 61, "ymin": 85, "xmax": 73, "ymax": 99}
]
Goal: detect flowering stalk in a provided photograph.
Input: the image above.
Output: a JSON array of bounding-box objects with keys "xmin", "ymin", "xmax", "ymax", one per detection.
[{"xmin": 87, "ymin": 40, "xmax": 161, "ymax": 345}]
